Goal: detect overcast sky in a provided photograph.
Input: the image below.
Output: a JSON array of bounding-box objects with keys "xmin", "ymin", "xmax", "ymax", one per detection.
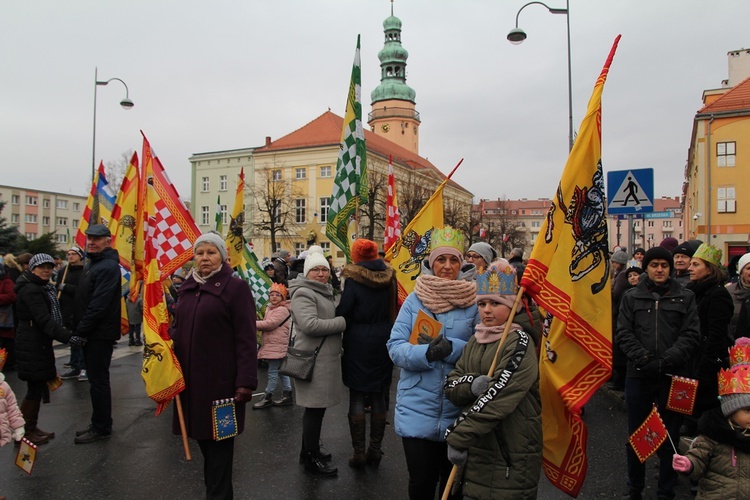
[{"xmin": 2, "ymin": 1, "xmax": 748, "ymax": 205}]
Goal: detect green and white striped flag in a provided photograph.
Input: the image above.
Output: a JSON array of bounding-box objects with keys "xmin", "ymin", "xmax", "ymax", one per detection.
[
  {"xmin": 325, "ymin": 34, "xmax": 368, "ymax": 262},
  {"xmin": 235, "ymin": 242, "xmax": 272, "ymax": 316},
  {"xmin": 214, "ymin": 195, "xmax": 223, "ymax": 234}
]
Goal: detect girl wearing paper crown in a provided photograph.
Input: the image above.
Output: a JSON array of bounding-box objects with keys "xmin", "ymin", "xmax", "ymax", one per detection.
[
  {"xmin": 673, "ymin": 337, "xmax": 750, "ymax": 498},
  {"xmin": 252, "ymin": 283, "xmax": 293, "ymax": 409},
  {"xmin": 444, "ymin": 261, "xmax": 542, "ymax": 498},
  {"xmin": 0, "ymin": 349, "xmax": 25, "ymax": 447},
  {"xmin": 685, "ymin": 243, "xmax": 734, "ymax": 433},
  {"xmin": 387, "ymin": 226, "xmax": 479, "ymax": 499}
]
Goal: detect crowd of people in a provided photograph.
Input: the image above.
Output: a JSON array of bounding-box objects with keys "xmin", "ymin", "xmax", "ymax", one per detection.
[{"xmin": 2, "ymin": 227, "xmax": 750, "ymax": 499}]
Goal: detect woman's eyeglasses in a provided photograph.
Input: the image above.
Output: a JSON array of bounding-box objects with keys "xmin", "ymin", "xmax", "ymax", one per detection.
[
  {"xmin": 465, "ymin": 253, "xmax": 482, "ymax": 261},
  {"xmin": 310, "ymin": 267, "xmax": 330, "ymax": 274}
]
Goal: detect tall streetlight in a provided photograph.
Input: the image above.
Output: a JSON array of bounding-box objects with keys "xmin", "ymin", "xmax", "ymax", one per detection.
[
  {"xmin": 507, "ymin": 0, "xmax": 573, "ymax": 152},
  {"xmin": 92, "ymin": 67, "xmax": 134, "ymax": 182}
]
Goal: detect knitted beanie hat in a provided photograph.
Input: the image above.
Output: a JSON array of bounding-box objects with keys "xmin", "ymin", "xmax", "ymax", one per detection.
[
  {"xmin": 68, "ymin": 246, "xmax": 85, "ymax": 259},
  {"xmin": 303, "ymin": 248, "xmax": 329, "ymax": 276},
  {"xmin": 194, "ymin": 231, "xmax": 227, "ymax": 261},
  {"xmin": 738, "ymin": 253, "xmax": 750, "ymax": 276},
  {"xmin": 351, "ymin": 239, "xmax": 379, "ymax": 263},
  {"xmin": 659, "ymin": 237, "xmax": 679, "ymax": 252},
  {"xmin": 468, "ymin": 242, "xmax": 497, "ymax": 266},
  {"xmin": 611, "ymin": 250, "xmax": 629, "ymax": 265},
  {"xmin": 672, "ymin": 240, "xmax": 699, "ymax": 258},
  {"xmin": 643, "ymin": 247, "xmax": 673, "ymax": 272}
]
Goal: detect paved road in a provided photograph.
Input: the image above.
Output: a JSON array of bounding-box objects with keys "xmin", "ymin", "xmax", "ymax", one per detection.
[{"xmin": 1, "ymin": 341, "xmax": 693, "ymax": 499}]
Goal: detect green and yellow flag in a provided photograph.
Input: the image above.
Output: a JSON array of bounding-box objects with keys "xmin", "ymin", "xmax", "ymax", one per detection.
[
  {"xmin": 326, "ymin": 35, "xmax": 368, "ymax": 262},
  {"xmin": 226, "ymin": 168, "xmax": 245, "ymax": 268}
]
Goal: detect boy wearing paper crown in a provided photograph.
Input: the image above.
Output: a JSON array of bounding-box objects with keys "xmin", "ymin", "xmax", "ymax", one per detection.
[
  {"xmin": 672, "ymin": 337, "xmax": 750, "ymax": 498},
  {"xmin": 443, "ymin": 260, "xmax": 542, "ymax": 499}
]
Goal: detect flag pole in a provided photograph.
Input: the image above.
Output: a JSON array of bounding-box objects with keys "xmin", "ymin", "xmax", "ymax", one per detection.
[
  {"xmin": 56, "ymin": 264, "xmax": 70, "ymax": 299},
  {"xmin": 442, "ymin": 285, "xmax": 526, "ymax": 500},
  {"xmin": 175, "ymin": 394, "xmax": 192, "ymax": 460}
]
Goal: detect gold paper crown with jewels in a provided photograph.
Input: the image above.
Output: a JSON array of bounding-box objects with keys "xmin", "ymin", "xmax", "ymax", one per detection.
[
  {"xmin": 476, "ymin": 266, "xmax": 518, "ymax": 296},
  {"xmin": 718, "ymin": 339, "xmax": 750, "ymax": 396},
  {"xmin": 430, "ymin": 226, "xmax": 464, "ymax": 253}
]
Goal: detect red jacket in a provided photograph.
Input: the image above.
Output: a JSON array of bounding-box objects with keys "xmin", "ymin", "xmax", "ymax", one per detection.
[{"xmin": 0, "ymin": 276, "xmax": 16, "ymax": 339}]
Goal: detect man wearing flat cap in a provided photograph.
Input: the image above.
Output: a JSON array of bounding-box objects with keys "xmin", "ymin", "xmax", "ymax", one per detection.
[{"xmin": 72, "ymin": 224, "xmax": 122, "ymax": 444}]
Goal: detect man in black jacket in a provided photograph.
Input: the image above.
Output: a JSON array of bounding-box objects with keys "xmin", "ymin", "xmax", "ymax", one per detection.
[
  {"xmin": 616, "ymin": 247, "xmax": 701, "ymax": 500},
  {"xmin": 72, "ymin": 224, "xmax": 122, "ymax": 444}
]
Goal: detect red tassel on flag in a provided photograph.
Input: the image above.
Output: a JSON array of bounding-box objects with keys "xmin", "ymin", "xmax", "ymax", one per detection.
[
  {"xmin": 628, "ymin": 405, "xmax": 668, "ymax": 463},
  {"xmin": 666, "ymin": 376, "xmax": 699, "ymax": 415}
]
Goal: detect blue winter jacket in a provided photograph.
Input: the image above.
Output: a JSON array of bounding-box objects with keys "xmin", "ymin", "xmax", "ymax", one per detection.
[{"xmin": 387, "ymin": 263, "xmax": 479, "ymax": 442}]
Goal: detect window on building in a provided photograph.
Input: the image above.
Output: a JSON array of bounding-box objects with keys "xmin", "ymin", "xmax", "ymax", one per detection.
[
  {"xmin": 11, "ymin": 214, "xmax": 19, "ymax": 224},
  {"xmin": 57, "ymin": 217, "xmax": 67, "ymax": 226},
  {"xmin": 717, "ymin": 142, "xmax": 736, "ymax": 167},
  {"xmin": 717, "ymin": 186, "xmax": 737, "ymax": 213},
  {"xmin": 26, "ymin": 196, "xmax": 37, "ymax": 206},
  {"xmin": 273, "ymin": 242, "xmax": 281, "ymax": 254},
  {"xmin": 319, "ymin": 198, "xmax": 330, "ymax": 223},
  {"xmin": 202, "ymin": 177, "xmax": 210, "ymax": 192},
  {"xmin": 295, "ymin": 168, "xmax": 307, "ymax": 180},
  {"xmin": 647, "ymin": 221, "xmax": 654, "ymax": 227},
  {"xmin": 56, "ymin": 233, "xmax": 68, "ymax": 243},
  {"xmin": 25, "ymin": 233, "xmax": 36, "ymax": 240},
  {"xmin": 220, "ymin": 204, "xmax": 228, "ymax": 225},
  {"xmin": 272, "ymin": 170, "xmax": 282, "ymax": 181},
  {"xmin": 319, "ymin": 166, "xmax": 332, "ymax": 178},
  {"xmin": 295, "ymin": 199, "xmax": 306, "ymax": 223},
  {"xmin": 42, "ymin": 216, "xmax": 50, "ymax": 226},
  {"xmin": 220, "ymin": 175, "xmax": 228, "ymax": 192},
  {"xmin": 531, "ymin": 221, "xmax": 541, "ymax": 228},
  {"xmin": 11, "ymin": 195, "xmax": 19, "ymax": 205},
  {"xmin": 201, "ymin": 206, "xmax": 210, "ymax": 225},
  {"xmin": 73, "ymin": 202, "xmax": 80, "ymax": 211},
  {"xmin": 319, "ymin": 242, "xmax": 331, "ymax": 254},
  {"xmin": 72, "ymin": 219, "xmax": 79, "ymax": 228},
  {"xmin": 663, "ymin": 220, "xmax": 672, "ymax": 227},
  {"xmin": 56, "ymin": 199, "xmax": 68, "ymax": 209},
  {"xmin": 272, "ymin": 200, "xmax": 282, "ymax": 224},
  {"xmin": 295, "ymin": 242, "xmax": 306, "ymax": 255},
  {"xmin": 43, "ymin": 199, "xmax": 50, "ymax": 208},
  {"xmin": 24, "ymin": 214, "xmax": 37, "ymax": 223}
]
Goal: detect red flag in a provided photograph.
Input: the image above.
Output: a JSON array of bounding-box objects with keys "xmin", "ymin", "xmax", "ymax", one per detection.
[
  {"xmin": 628, "ymin": 405, "xmax": 668, "ymax": 463},
  {"xmin": 384, "ymin": 155, "xmax": 401, "ymax": 253},
  {"xmin": 666, "ymin": 376, "xmax": 699, "ymax": 415}
]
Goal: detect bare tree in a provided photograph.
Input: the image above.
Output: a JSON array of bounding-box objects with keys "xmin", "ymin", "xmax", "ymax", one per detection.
[
  {"xmin": 358, "ymin": 168, "xmax": 388, "ymax": 241},
  {"xmin": 104, "ymin": 150, "xmax": 135, "ymax": 192},
  {"xmin": 249, "ymin": 167, "xmax": 304, "ymax": 252},
  {"xmin": 480, "ymin": 199, "xmax": 526, "ymax": 258},
  {"xmin": 399, "ymin": 170, "xmax": 435, "ymax": 228},
  {"xmin": 443, "ymin": 196, "xmax": 471, "ymax": 245}
]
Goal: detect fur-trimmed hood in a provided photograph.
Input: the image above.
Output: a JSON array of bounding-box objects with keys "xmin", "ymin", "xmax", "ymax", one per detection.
[{"xmin": 340, "ymin": 260, "xmax": 394, "ymax": 288}]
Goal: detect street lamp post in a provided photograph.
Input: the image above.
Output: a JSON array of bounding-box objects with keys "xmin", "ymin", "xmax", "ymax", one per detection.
[
  {"xmin": 92, "ymin": 67, "xmax": 134, "ymax": 182},
  {"xmin": 507, "ymin": 0, "xmax": 573, "ymax": 152}
]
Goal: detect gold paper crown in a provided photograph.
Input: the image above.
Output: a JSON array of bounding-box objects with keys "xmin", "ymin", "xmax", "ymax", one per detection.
[
  {"xmin": 0, "ymin": 348, "xmax": 6, "ymax": 371},
  {"xmin": 718, "ymin": 366, "xmax": 750, "ymax": 397},
  {"xmin": 430, "ymin": 226, "xmax": 464, "ymax": 254},
  {"xmin": 693, "ymin": 243, "xmax": 723, "ymax": 268},
  {"xmin": 476, "ymin": 267, "xmax": 518, "ymax": 296}
]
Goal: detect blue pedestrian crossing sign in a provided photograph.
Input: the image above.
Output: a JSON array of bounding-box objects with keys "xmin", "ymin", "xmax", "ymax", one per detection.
[{"xmin": 607, "ymin": 168, "xmax": 654, "ymax": 214}]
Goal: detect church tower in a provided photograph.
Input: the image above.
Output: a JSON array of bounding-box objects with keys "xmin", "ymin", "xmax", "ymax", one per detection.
[{"xmin": 368, "ymin": 5, "xmax": 420, "ymax": 155}]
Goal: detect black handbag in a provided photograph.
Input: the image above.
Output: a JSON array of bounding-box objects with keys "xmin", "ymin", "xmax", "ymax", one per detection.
[{"xmin": 278, "ymin": 323, "xmax": 326, "ymax": 381}]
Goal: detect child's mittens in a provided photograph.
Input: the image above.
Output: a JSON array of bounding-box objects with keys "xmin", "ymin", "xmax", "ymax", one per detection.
[
  {"xmin": 12, "ymin": 427, "xmax": 25, "ymax": 442},
  {"xmin": 470, "ymin": 375, "xmax": 492, "ymax": 396},
  {"xmin": 672, "ymin": 453, "xmax": 693, "ymax": 473},
  {"xmin": 447, "ymin": 444, "xmax": 467, "ymax": 466}
]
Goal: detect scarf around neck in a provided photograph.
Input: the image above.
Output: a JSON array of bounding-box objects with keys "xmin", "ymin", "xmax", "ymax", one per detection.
[
  {"xmin": 414, "ymin": 274, "xmax": 476, "ymax": 314},
  {"xmin": 192, "ymin": 266, "xmax": 222, "ymax": 285},
  {"xmin": 43, "ymin": 282, "xmax": 64, "ymax": 326},
  {"xmin": 474, "ymin": 323, "xmax": 522, "ymax": 344}
]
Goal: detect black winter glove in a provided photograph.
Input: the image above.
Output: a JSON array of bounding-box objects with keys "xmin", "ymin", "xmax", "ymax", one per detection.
[
  {"xmin": 638, "ymin": 358, "xmax": 660, "ymax": 378},
  {"xmin": 447, "ymin": 444, "xmax": 467, "ymax": 466},
  {"xmin": 417, "ymin": 333, "xmax": 433, "ymax": 345},
  {"xmin": 470, "ymin": 375, "xmax": 492, "ymax": 397},
  {"xmin": 425, "ymin": 334, "xmax": 451, "ymax": 362},
  {"xmin": 69, "ymin": 335, "xmax": 87, "ymax": 347}
]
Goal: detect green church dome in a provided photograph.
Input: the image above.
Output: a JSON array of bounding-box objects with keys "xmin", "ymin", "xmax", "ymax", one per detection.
[{"xmin": 371, "ymin": 13, "xmax": 416, "ymax": 104}]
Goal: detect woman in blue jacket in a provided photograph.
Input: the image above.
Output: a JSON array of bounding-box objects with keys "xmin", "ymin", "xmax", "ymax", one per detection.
[{"xmin": 387, "ymin": 226, "xmax": 479, "ymax": 500}]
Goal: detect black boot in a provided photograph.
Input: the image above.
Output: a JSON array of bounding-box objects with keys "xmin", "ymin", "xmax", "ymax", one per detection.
[
  {"xmin": 348, "ymin": 414, "xmax": 367, "ymax": 468},
  {"xmin": 128, "ymin": 331, "xmax": 135, "ymax": 346},
  {"xmin": 19, "ymin": 399, "xmax": 50, "ymax": 445},
  {"xmin": 303, "ymin": 451, "xmax": 338, "ymax": 477},
  {"xmin": 253, "ymin": 393, "xmax": 273, "ymax": 410},
  {"xmin": 273, "ymin": 391, "xmax": 293, "ymax": 406},
  {"xmin": 366, "ymin": 413, "xmax": 387, "ymax": 467},
  {"xmin": 134, "ymin": 330, "xmax": 143, "ymax": 346}
]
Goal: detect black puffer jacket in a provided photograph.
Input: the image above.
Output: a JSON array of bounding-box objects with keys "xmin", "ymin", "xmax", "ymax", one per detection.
[
  {"xmin": 57, "ymin": 264, "xmax": 84, "ymax": 329},
  {"xmin": 73, "ymin": 247, "xmax": 121, "ymax": 341},
  {"xmin": 14, "ymin": 271, "xmax": 71, "ymax": 382}
]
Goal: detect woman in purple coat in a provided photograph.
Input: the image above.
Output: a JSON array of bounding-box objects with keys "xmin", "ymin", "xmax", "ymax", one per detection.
[{"xmin": 172, "ymin": 232, "xmax": 258, "ymax": 499}]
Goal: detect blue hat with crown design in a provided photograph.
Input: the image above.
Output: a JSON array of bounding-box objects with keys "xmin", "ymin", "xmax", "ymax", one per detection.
[{"xmin": 476, "ymin": 260, "xmax": 519, "ymax": 310}]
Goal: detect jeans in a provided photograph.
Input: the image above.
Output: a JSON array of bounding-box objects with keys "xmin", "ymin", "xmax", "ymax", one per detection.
[
  {"xmin": 349, "ymin": 389, "xmax": 386, "ymax": 415},
  {"xmin": 84, "ymin": 339, "xmax": 114, "ymax": 435},
  {"xmin": 69, "ymin": 343, "xmax": 86, "ymax": 370},
  {"xmin": 625, "ymin": 376, "xmax": 681, "ymax": 498},
  {"xmin": 264, "ymin": 359, "xmax": 291, "ymax": 394}
]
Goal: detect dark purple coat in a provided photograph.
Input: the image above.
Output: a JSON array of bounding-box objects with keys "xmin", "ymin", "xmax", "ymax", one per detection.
[{"xmin": 171, "ymin": 263, "xmax": 257, "ymax": 440}]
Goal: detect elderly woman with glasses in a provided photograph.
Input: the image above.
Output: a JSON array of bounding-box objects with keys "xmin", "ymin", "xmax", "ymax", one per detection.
[{"xmin": 288, "ymin": 246, "xmax": 346, "ymax": 477}]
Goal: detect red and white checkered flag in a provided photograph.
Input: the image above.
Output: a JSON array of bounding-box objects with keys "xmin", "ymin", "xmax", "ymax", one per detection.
[{"xmin": 384, "ymin": 156, "xmax": 401, "ymax": 253}]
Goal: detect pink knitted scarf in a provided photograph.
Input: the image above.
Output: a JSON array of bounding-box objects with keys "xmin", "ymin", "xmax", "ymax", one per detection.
[
  {"xmin": 474, "ymin": 323, "xmax": 522, "ymax": 344},
  {"xmin": 414, "ymin": 274, "xmax": 477, "ymax": 314}
]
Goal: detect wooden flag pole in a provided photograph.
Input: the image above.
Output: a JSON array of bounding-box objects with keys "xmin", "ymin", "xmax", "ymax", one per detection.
[
  {"xmin": 441, "ymin": 285, "xmax": 526, "ymax": 500},
  {"xmin": 56, "ymin": 264, "xmax": 70, "ymax": 299},
  {"xmin": 175, "ymin": 394, "xmax": 191, "ymax": 460}
]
